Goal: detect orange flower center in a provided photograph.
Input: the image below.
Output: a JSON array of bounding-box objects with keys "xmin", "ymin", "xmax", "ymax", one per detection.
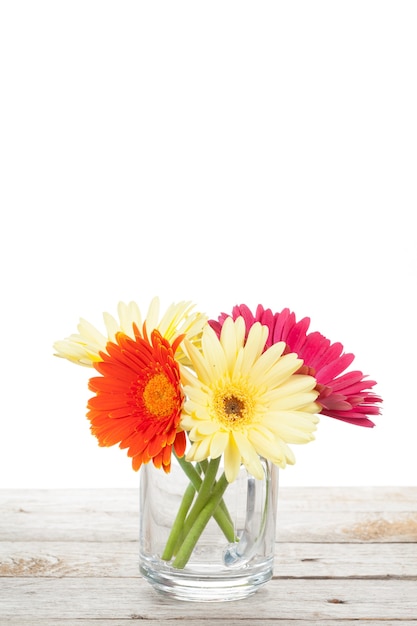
[{"xmin": 142, "ymin": 373, "xmax": 177, "ymax": 418}]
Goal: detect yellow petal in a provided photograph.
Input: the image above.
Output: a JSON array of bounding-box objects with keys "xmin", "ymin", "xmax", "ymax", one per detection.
[
  {"xmin": 186, "ymin": 437, "xmax": 211, "ymax": 463},
  {"xmin": 224, "ymin": 435, "xmax": 241, "ymax": 483},
  {"xmin": 236, "ymin": 322, "xmax": 268, "ymax": 375},
  {"xmin": 252, "ymin": 352, "xmax": 302, "ymax": 388},
  {"xmin": 268, "ymin": 391, "xmax": 319, "ymax": 411},
  {"xmin": 201, "ymin": 324, "xmax": 228, "ymax": 378},
  {"xmin": 209, "ymin": 430, "xmax": 229, "ymax": 458}
]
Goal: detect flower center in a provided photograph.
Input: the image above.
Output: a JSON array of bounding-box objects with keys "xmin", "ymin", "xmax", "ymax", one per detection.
[
  {"xmin": 142, "ymin": 373, "xmax": 177, "ymax": 418},
  {"xmin": 223, "ymin": 395, "xmax": 245, "ymax": 418},
  {"xmin": 213, "ymin": 384, "xmax": 254, "ymax": 429}
]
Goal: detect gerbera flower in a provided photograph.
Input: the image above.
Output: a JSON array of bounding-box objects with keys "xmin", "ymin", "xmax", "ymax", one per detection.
[
  {"xmin": 209, "ymin": 304, "xmax": 382, "ymax": 427},
  {"xmin": 180, "ymin": 317, "xmax": 320, "ymax": 483},
  {"xmin": 53, "ymin": 297, "xmax": 207, "ymax": 367},
  {"xmin": 87, "ymin": 326, "xmax": 186, "ymax": 472}
]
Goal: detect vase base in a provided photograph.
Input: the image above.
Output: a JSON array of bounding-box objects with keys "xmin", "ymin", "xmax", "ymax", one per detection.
[{"xmin": 140, "ymin": 559, "xmax": 273, "ymax": 602}]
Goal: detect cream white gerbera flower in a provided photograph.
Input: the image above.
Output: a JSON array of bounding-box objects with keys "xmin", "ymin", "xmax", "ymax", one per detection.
[
  {"xmin": 180, "ymin": 316, "xmax": 320, "ymax": 482},
  {"xmin": 53, "ymin": 297, "xmax": 207, "ymax": 367}
]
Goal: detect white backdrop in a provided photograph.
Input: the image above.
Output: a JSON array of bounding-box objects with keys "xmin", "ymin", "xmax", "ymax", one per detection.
[{"xmin": 1, "ymin": 1, "xmax": 416, "ymax": 488}]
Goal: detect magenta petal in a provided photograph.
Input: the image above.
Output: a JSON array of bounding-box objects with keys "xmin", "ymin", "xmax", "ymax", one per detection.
[
  {"xmin": 286, "ymin": 317, "xmax": 310, "ymax": 353},
  {"xmin": 257, "ymin": 308, "xmax": 275, "ymax": 347},
  {"xmin": 313, "ymin": 341, "xmax": 345, "ymax": 373},
  {"xmin": 320, "ymin": 411, "xmax": 376, "ymax": 427},
  {"xmin": 281, "ymin": 310, "xmax": 298, "ymax": 342},
  {"xmin": 255, "ymin": 304, "xmax": 268, "ymax": 323},
  {"xmin": 271, "ymin": 308, "xmax": 291, "ymax": 343},
  {"xmin": 319, "ymin": 395, "xmax": 352, "ymax": 411},
  {"xmin": 316, "ymin": 352, "xmax": 355, "ymax": 384},
  {"xmin": 208, "ymin": 320, "xmax": 222, "ymax": 334},
  {"xmin": 233, "ymin": 305, "xmax": 254, "ymax": 330},
  {"xmin": 300, "ymin": 332, "xmax": 330, "ymax": 366},
  {"xmin": 333, "ymin": 379, "xmax": 378, "ymax": 396},
  {"xmin": 330, "ymin": 371, "xmax": 371, "ymax": 392}
]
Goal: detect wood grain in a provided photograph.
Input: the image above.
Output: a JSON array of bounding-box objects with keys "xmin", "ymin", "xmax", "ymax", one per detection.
[{"xmin": 1, "ymin": 487, "xmax": 416, "ymax": 623}]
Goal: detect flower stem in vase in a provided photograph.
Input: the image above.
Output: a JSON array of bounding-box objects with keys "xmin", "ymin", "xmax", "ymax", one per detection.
[
  {"xmin": 161, "ymin": 455, "xmax": 236, "ymax": 564},
  {"xmin": 172, "ymin": 471, "xmax": 230, "ymax": 569}
]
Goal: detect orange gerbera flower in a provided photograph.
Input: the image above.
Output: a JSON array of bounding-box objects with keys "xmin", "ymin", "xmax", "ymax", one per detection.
[{"xmin": 87, "ymin": 325, "xmax": 186, "ymax": 472}]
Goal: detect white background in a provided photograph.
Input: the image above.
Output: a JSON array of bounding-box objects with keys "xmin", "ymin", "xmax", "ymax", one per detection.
[{"xmin": 1, "ymin": 1, "xmax": 416, "ymax": 489}]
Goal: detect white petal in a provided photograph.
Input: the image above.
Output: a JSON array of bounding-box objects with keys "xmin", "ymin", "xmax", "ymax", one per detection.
[
  {"xmin": 102, "ymin": 312, "xmax": 120, "ymax": 342},
  {"xmin": 77, "ymin": 318, "xmax": 107, "ymax": 347}
]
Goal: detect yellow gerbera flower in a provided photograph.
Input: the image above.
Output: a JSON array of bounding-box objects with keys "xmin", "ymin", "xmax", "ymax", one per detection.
[
  {"xmin": 180, "ymin": 316, "xmax": 321, "ymax": 482},
  {"xmin": 53, "ymin": 297, "xmax": 207, "ymax": 367}
]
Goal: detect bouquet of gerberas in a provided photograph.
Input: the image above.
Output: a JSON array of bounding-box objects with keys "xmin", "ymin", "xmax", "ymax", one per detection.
[{"xmin": 54, "ymin": 297, "xmax": 381, "ymax": 593}]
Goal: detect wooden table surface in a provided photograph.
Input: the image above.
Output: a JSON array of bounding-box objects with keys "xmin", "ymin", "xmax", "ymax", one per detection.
[{"xmin": 1, "ymin": 486, "xmax": 416, "ymax": 625}]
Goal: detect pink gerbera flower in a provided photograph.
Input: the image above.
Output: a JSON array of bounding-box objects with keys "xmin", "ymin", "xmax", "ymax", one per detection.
[{"xmin": 209, "ymin": 304, "xmax": 382, "ymax": 428}]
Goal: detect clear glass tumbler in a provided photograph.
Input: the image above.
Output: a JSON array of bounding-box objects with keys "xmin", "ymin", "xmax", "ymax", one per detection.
[{"xmin": 139, "ymin": 456, "xmax": 278, "ymax": 602}]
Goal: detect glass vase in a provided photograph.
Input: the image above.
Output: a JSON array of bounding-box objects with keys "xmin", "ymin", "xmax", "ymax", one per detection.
[{"xmin": 139, "ymin": 456, "xmax": 278, "ymax": 602}]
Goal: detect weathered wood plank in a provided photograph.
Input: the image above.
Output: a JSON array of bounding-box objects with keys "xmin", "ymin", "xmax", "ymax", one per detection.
[
  {"xmin": 281, "ymin": 486, "xmax": 417, "ymax": 510},
  {"xmin": 1, "ymin": 541, "xmax": 416, "ymax": 579},
  {"xmin": 2, "ymin": 488, "xmax": 416, "ymax": 623},
  {"xmin": 2, "ymin": 486, "xmax": 417, "ymax": 511},
  {"xmin": 3, "ymin": 612, "xmax": 417, "ymax": 626},
  {"xmin": 2, "ymin": 488, "xmax": 416, "ymax": 544},
  {"xmin": 0, "ymin": 488, "xmax": 139, "ymax": 512},
  {"xmin": 1, "ymin": 578, "xmax": 416, "ymax": 620},
  {"xmin": 2, "ymin": 508, "xmax": 416, "ymax": 542},
  {"xmin": 277, "ymin": 510, "xmax": 417, "ymax": 542},
  {"xmin": 273, "ymin": 542, "xmax": 417, "ymax": 578}
]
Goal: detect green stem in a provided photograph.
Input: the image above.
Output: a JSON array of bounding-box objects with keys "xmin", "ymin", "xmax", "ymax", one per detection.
[
  {"xmin": 198, "ymin": 459, "xmax": 234, "ymax": 528},
  {"xmin": 177, "ymin": 453, "xmax": 203, "ymax": 490},
  {"xmin": 161, "ymin": 455, "xmax": 236, "ymax": 563},
  {"xmin": 174, "ymin": 457, "xmax": 221, "ymax": 552},
  {"xmin": 176, "ymin": 454, "xmax": 235, "ymax": 542},
  {"xmin": 161, "ymin": 481, "xmax": 196, "ymax": 561},
  {"xmin": 172, "ymin": 472, "xmax": 230, "ymax": 569}
]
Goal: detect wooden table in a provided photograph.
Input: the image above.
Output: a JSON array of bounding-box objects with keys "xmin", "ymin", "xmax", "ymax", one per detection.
[{"xmin": 1, "ymin": 487, "xmax": 416, "ymax": 625}]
